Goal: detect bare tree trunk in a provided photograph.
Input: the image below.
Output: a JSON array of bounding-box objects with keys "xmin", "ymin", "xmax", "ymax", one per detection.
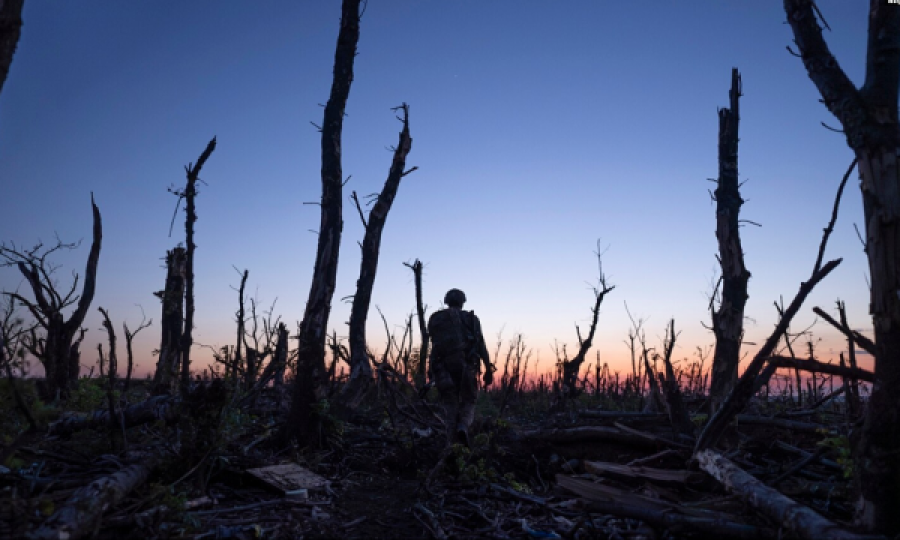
[
  {"xmin": 284, "ymin": 0, "xmax": 360, "ymax": 445},
  {"xmin": 152, "ymin": 247, "xmax": 185, "ymax": 394},
  {"xmin": 404, "ymin": 259, "xmax": 429, "ymax": 388},
  {"xmin": 234, "ymin": 268, "xmax": 248, "ymax": 383},
  {"xmin": 180, "ymin": 138, "xmax": 217, "ymax": 392},
  {"xmin": 709, "ymin": 68, "xmax": 751, "ymax": 415},
  {"xmin": 0, "ymin": 0, "xmax": 24, "ymax": 97},
  {"xmin": 342, "ymin": 104, "xmax": 415, "ymax": 408},
  {"xmin": 122, "ymin": 313, "xmax": 150, "ymax": 393},
  {"xmin": 784, "ymin": 1, "xmax": 900, "ymax": 532}
]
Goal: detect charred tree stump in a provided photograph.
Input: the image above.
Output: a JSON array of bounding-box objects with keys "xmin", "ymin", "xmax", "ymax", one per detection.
[
  {"xmin": 709, "ymin": 68, "xmax": 751, "ymax": 415},
  {"xmin": 284, "ymin": 0, "xmax": 361, "ymax": 446},
  {"xmin": 343, "ymin": 103, "xmax": 415, "ymax": 408},
  {"xmin": 659, "ymin": 320, "xmax": 695, "ymax": 440},
  {"xmin": 152, "ymin": 247, "xmax": 186, "ymax": 394},
  {"xmin": 784, "ymin": 1, "xmax": 900, "ymax": 531}
]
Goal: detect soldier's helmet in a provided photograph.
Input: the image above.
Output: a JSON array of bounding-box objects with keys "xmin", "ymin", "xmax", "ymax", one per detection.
[{"xmin": 444, "ymin": 288, "xmax": 466, "ymax": 307}]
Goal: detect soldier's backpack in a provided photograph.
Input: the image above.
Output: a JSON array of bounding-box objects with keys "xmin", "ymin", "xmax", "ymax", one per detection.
[{"xmin": 429, "ymin": 308, "xmax": 475, "ymax": 359}]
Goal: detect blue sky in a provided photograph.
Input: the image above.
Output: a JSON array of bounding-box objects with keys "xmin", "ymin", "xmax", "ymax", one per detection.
[{"xmin": 0, "ymin": 1, "xmax": 875, "ymax": 379}]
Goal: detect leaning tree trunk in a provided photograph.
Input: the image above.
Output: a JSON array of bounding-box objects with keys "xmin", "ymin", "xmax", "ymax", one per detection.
[
  {"xmin": 784, "ymin": 1, "xmax": 900, "ymax": 532},
  {"xmin": 342, "ymin": 103, "xmax": 414, "ymax": 408},
  {"xmin": 0, "ymin": 0, "xmax": 24, "ymax": 97},
  {"xmin": 709, "ymin": 68, "xmax": 751, "ymax": 415},
  {"xmin": 152, "ymin": 247, "xmax": 185, "ymax": 394},
  {"xmin": 283, "ymin": 0, "xmax": 360, "ymax": 446}
]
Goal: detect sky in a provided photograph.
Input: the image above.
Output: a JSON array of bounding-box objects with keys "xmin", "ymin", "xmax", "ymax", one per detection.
[{"xmin": 0, "ymin": 1, "xmax": 877, "ymax": 381}]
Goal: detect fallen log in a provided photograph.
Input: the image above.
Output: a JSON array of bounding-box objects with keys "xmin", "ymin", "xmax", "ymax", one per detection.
[
  {"xmin": 50, "ymin": 395, "xmax": 178, "ymax": 437},
  {"xmin": 578, "ymin": 410, "xmax": 667, "ymax": 420},
  {"xmin": 696, "ymin": 449, "xmax": 884, "ymax": 540},
  {"xmin": 735, "ymin": 414, "xmax": 833, "ymax": 434},
  {"xmin": 556, "ymin": 475, "xmax": 774, "ymax": 540},
  {"xmin": 26, "ymin": 458, "xmax": 157, "ymax": 540},
  {"xmin": 583, "ymin": 460, "xmax": 704, "ymax": 485},
  {"xmin": 520, "ymin": 426, "xmax": 670, "ymax": 448}
]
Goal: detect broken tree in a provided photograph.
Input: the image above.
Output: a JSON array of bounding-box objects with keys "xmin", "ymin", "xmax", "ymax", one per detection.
[
  {"xmin": 342, "ymin": 103, "xmax": 416, "ymax": 408},
  {"xmin": 0, "ymin": 0, "xmax": 24, "ymax": 97},
  {"xmin": 708, "ymin": 68, "xmax": 751, "ymax": 415},
  {"xmin": 0, "ymin": 195, "xmax": 102, "ymax": 400},
  {"xmin": 784, "ymin": 0, "xmax": 900, "ymax": 532},
  {"xmin": 284, "ymin": 0, "xmax": 361, "ymax": 445},
  {"xmin": 152, "ymin": 247, "xmax": 186, "ymax": 393}
]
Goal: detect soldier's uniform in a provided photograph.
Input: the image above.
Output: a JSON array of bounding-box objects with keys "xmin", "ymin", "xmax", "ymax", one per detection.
[{"xmin": 427, "ymin": 289, "xmax": 491, "ymax": 446}]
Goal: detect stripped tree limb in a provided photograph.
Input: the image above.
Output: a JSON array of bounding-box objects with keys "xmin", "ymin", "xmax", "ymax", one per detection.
[
  {"xmin": 766, "ymin": 355, "xmax": 874, "ymax": 383},
  {"xmin": 812, "ymin": 306, "xmax": 876, "ymax": 356},
  {"xmin": 26, "ymin": 458, "xmax": 158, "ymax": 540},
  {"xmin": 0, "ymin": 0, "xmax": 24, "ymax": 97},
  {"xmin": 697, "ymin": 449, "xmax": 884, "ymax": 540}
]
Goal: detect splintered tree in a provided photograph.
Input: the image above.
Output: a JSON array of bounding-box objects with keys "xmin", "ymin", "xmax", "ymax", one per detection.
[
  {"xmin": 342, "ymin": 103, "xmax": 416, "ymax": 408},
  {"xmin": 152, "ymin": 247, "xmax": 185, "ymax": 393},
  {"xmin": 0, "ymin": 0, "xmax": 24, "ymax": 97},
  {"xmin": 708, "ymin": 68, "xmax": 751, "ymax": 414},
  {"xmin": 0, "ymin": 195, "xmax": 102, "ymax": 400},
  {"xmin": 784, "ymin": 0, "xmax": 900, "ymax": 532},
  {"xmin": 284, "ymin": 0, "xmax": 361, "ymax": 445}
]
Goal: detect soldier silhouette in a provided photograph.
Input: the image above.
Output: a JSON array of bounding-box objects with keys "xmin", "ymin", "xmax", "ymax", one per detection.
[{"xmin": 427, "ymin": 288, "xmax": 492, "ymax": 446}]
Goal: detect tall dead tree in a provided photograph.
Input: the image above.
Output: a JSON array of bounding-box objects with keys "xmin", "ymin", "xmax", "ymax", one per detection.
[
  {"xmin": 0, "ymin": 195, "xmax": 102, "ymax": 400},
  {"xmin": 284, "ymin": 0, "xmax": 360, "ymax": 445},
  {"xmin": 708, "ymin": 68, "xmax": 751, "ymax": 414},
  {"xmin": 784, "ymin": 1, "xmax": 900, "ymax": 532},
  {"xmin": 152, "ymin": 247, "xmax": 185, "ymax": 394},
  {"xmin": 0, "ymin": 0, "xmax": 24, "ymax": 97},
  {"xmin": 342, "ymin": 104, "xmax": 415, "ymax": 408},
  {"xmin": 177, "ymin": 137, "xmax": 216, "ymax": 390}
]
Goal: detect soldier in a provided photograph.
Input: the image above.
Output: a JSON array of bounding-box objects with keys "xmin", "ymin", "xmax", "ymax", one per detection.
[{"xmin": 427, "ymin": 288, "xmax": 492, "ymax": 446}]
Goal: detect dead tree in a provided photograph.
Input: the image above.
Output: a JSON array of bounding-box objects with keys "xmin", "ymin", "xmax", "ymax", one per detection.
[
  {"xmin": 284, "ymin": 0, "xmax": 360, "ymax": 445},
  {"xmin": 709, "ymin": 68, "xmax": 752, "ymax": 414},
  {"xmin": 342, "ymin": 104, "xmax": 415, "ymax": 407},
  {"xmin": 559, "ymin": 245, "xmax": 614, "ymax": 404},
  {"xmin": 659, "ymin": 319, "xmax": 694, "ymax": 440},
  {"xmin": 784, "ymin": 1, "xmax": 900, "ymax": 532},
  {"xmin": 152, "ymin": 247, "xmax": 185, "ymax": 394},
  {"xmin": 404, "ymin": 259, "xmax": 429, "ymax": 388},
  {"xmin": 0, "ymin": 0, "xmax": 24, "ymax": 97},
  {"xmin": 695, "ymin": 159, "xmax": 852, "ymax": 454},
  {"xmin": 233, "ymin": 267, "xmax": 248, "ymax": 382},
  {"xmin": 122, "ymin": 309, "xmax": 150, "ymax": 391},
  {"xmin": 0, "ymin": 195, "xmax": 102, "ymax": 400},
  {"xmin": 176, "ymin": 137, "xmax": 216, "ymax": 391}
]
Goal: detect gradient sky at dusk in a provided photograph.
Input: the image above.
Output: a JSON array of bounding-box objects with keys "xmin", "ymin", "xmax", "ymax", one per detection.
[{"xmin": 0, "ymin": 1, "xmax": 876, "ymax": 379}]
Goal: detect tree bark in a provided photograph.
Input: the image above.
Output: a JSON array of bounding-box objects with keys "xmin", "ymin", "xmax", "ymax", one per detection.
[
  {"xmin": 709, "ymin": 68, "xmax": 751, "ymax": 415},
  {"xmin": 0, "ymin": 0, "xmax": 24, "ymax": 97},
  {"xmin": 284, "ymin": 0, "xmax": 360, "ymax": 445},
  {"xmin": 784, "ymin": 1, "xmax": 900, "ymax": 532},
  {"xmin": 342, "ymin": 104, "xmax": 414, "ymax": 408},
  {"xmin": 180, "ymin": 137, "xmax": 217, "ymax": 391},
  {"xmin": 152, "ymin": 247, "xmax": 185, "ymax": 394}
]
